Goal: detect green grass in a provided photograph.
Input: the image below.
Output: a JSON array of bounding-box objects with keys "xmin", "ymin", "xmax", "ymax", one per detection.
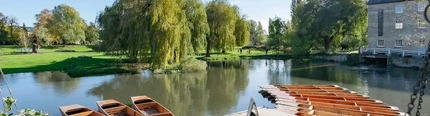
[
  {"xmin": 0, "ymin": 45, "xmax": 143, "ymax": 77},
  {"xmin": 0, "ymin": 45, "xmax": 360, "ymax": 76}
]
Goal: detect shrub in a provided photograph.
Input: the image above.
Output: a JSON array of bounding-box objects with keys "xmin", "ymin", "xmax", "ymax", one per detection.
[{"xmin": 180, "ymin": 57, "xmax": 207, "ymax": 73}]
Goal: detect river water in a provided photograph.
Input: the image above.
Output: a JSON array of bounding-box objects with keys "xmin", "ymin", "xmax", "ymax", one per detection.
[{"xmin": 1, "ymin": 59, "xmax": 429, "ymax": 116}]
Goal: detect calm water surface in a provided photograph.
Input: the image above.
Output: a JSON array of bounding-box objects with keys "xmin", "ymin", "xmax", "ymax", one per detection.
[{"xmin": 1, "ymin": 59, "xmax": 429, "ymax": 116}]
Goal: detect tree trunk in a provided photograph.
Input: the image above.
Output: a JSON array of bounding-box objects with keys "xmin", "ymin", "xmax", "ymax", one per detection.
[
  {"xmin": 323, "ymin": 36, "xmax": 333, "ymax": 51},
  {"xmin": 32, "ymin": 43, "xmax": 38, "ymax": 53},
  {"xmin": 130, "ymin": 49, "xmax": 138, "ymax": 63},
  {"xmin": 62, "ymin": 38, "xmax": 66, "ymax": 47},
  {"xmin": 206, "ymin": 35, "xmax": 210, "ymax": 57}
]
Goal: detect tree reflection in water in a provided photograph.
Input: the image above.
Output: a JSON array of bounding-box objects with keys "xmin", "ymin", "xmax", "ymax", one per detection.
[
  {"xmin": 34, "ymin": 71, "xmax": 81, "ymax": 96},
  {"xmin": 87, "ymin": 60, "xmax": 249, "ymax": 116}
]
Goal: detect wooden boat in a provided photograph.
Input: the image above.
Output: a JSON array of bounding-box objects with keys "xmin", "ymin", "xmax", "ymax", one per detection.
[
  {"xmin": 276, "ymin": 98, "xmax": 391, "ymax": 108},
  {"xmin": 276, "ymin": 101, "xmax": 401, "ymax": 115},
  {"xmin": 59, "ymin": 104, "xmax": 104, "ymax": 116},
  {"xmin": 276, "ymin": 103, "xmax": 405, "ymax": 116},
  {"xmin": 131, "ymin": 96, "xmax": 174, "ymax": 116},
  {"xmin": 96, "ymin": 99, "xmax": 143, "ymax": 116}
]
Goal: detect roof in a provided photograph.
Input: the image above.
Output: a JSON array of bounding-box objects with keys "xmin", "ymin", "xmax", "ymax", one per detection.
[{"xmin": 367, "ymin": 0, "xmax": 406, "ymax": 5}]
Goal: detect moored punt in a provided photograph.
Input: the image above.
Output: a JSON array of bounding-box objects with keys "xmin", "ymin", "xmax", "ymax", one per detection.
[
  {"xmin": 131, "ymin": 95, "xmax": 175, "ymax": 116},
  {"xmin": 276, "ymin": 98, "xmax": 393, "ymax": 109},
  {"xmin": 59, "ymin": 104, "xmax": 104, "ymax": 116},
  {"xmin": 276, "ymin": 101, "xmax": 403, "ymax": 115},
  {"xmin": 246, "ymin": 84, "xmax": 408, "ymax": 116},
  {"xmin": 96, "ymin": 99, "xmax": 143, "ymax": 116}
]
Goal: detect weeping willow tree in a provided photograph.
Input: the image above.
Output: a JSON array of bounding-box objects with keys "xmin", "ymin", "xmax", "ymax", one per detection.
[
  {"xmin": 205, "ymin": 0, "xmax": 249, "ymax": 56},
  {"xmin": 97, "ymin": 0, "xmax": 210, "ymax": 68}
]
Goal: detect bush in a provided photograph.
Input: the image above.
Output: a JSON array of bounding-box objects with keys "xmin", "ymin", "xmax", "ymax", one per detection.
[{"xmin": 180, "ymin": 57, "xmax": 207, "ymax": 73}]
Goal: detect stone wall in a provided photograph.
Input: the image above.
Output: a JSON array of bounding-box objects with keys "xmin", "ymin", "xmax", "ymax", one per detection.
[
  {"xmin": 311, "ymin": 54, "xmax": 364, "ymax": 64},
  {"xmin": 311, "ymin": 54, "xmax": 348, "ymax": 62},
  {"xmin": 389, "ymin": 56, "xmax": 424, "ymax": 68},
  {"xmin": 368, "ymin": 1, "xmax": 429, "ymax": 51}
]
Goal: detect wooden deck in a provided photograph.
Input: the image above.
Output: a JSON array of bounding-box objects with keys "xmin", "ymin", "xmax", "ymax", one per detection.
[{"xmin": 226, "ymin": 84, "xmax": 409, "ymax": 116}]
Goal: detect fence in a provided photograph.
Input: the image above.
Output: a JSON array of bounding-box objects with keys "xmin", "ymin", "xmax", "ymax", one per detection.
[{"xmin": 359, "ymin": 47, "xmax": 425, "ymax": 57}]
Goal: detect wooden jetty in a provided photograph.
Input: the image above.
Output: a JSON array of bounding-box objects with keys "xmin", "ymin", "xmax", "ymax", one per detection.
[{"xmin": 226, "ymin": 84, "xmax": 409, "ymax": 116}]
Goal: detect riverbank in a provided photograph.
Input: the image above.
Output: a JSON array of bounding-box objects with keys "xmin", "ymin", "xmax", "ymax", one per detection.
[
  {"xmin": 0, "ymin": 45, "xmax": 147, "ymax": 77},
  {"xmin": 0, "ymin": 45, "xmax": 361, "ymax": 77},
  {"xmin": 0, "ymin": 45, "xmax": 209, "ymax": 77}
]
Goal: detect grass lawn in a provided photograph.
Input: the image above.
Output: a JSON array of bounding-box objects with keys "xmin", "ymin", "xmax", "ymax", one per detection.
[
  {"xmin": 0, "ymin": 45, "xmax": 359, "ymax": 77},
  {"xmin": 0, "ymin": 45, "xmax": 142, "ymax": 77}
]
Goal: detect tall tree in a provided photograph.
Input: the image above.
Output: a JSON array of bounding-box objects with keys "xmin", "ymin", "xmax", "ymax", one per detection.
[
  {"xmin": 20, "ymin": 23, "xmax": 29, "ymax": 48},
  {"xmin": 293, "ymin": 0, "xmax": 368, "ymax": 51},
  {"xmin": 255, "ymin": 21, "xmax": 267, "ymax": 45},
  {"xmin": 248, "ymin": 20, "xmax": 257, "ymax": 45},
  {"xmin": 84, "ymin": 22, "xmax": 99, "ymax": 45},
  {"xmin": 206, "ymin": 0, "xmax": 242, "ymax": 56},
  {"xmin": 48, "ymin": 4, "xmax": 86, "ymax": 46},
  {"xmin": 31, "ymin": 27, "xmax": 52, "ymax": 46},
  {"xmin": 184, "ymin": 0, "xmax": 210, "ymax": 55},
  {"xmin": 7, "ymin": 16, "xmax": 17, "ymax": 43},
  {"xmin": 34, "ymin": 9, "xmax": 55, "ymax": 43},
  {"xmin": 34, "ymin": 9, "xmax": 52, "ymax": 28},
  {"xmin": 0, "ymin": 12, "xmax": 7, "ymax": 44},
  {"xmin": 267, "ymin": 16, "xmax": 286, "ymax": 50},
  {"xmin": 234, "ymin": 14, "xmax": 250, "ymax": 46},
  {"xmin": 97, "ymin": 0, "xmax": 205, "ymax": 68},
  {"xmin": 249, "ymin": 20, "xmax": 267, "ymax": 46}
]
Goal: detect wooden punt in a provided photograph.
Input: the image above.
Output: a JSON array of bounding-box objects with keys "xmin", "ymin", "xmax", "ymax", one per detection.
[
  {"xmin": 276, "ymin": 103, "xmax": 405, "ymax": 116},
  {"xmin": 288, "ymin": 92, "xmax": 367, "ymax": 98},
  {"xmin": 96, "ymin": 99, "xmax": 143, "ymax": 116},
  {"xmin": 276, "ymin": 98, "xmax": 392, "ymax": 109},
  {"xmin": 276, "ymin": 101, "xmax": 401, "ymax": 115},
  {"xmin": 131, "ymin": 96, "xmax": 174, "ymax": 116},
  {"xmin": 255, "ymin": 84, "xmax": 408, "ymax": 116},
  {"xmin": 275, "ymin": 105, "xmax": 347, "ymax": 116},
  {"xmin": 278, "ymin": 88, "xmax": 354, "ymax": 93},
  {"xmin": 59, "ymin": 104, "xmax": 104, "ymax": 116},
  {"xmin": 274, "ymin": 84, "xmax": 341, "ymax": 88}
]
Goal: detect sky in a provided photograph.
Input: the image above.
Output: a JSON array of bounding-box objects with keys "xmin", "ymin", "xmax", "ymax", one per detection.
[{"xmin": 0, "ymin": 0, "xmax": 291, "ymax": 32}]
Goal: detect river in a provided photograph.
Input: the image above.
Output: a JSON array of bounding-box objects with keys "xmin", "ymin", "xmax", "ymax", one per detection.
[{"xmin": 1, "ymin": 59, "xmax": 429, "ymax": 116}]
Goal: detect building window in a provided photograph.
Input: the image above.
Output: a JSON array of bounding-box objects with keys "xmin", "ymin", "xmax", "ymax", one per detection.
[
  {"xmin": 396, "ymin": 40, "xmax": 403, "ymax": 47},
  {"xmin": 418, "ymin": 3, "xmax": 425, "ymax": 12},
  {"xmin": 396, "ymin": 21, "xmax": 403, "ymax": 29},
  {"xmin": 395, "ymin": 4, "xmax": 403, "ymax": 13},
  {"xmin": 377, "ymin": 40, "xmax": 384, "ymax": 47},
  {"xmin": 420, "ymin": 39, "xmax": 426, "ymax": 46},
  {"xmin": 418, "ymin": 20, "xmax": 426, "ymax": 28},
  {"xmin": 378, "ymin": 9, "xmax": 384, "ymax": 36}
]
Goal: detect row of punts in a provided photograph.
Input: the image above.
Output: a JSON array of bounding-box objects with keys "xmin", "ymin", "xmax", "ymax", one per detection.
[
  {"xmin": 257, "ymin": 84, "xmax": 408, "ymax": 116},
  {"xmin": 59, "ymin": 95, "xmax": 175, "ymax": 116}
]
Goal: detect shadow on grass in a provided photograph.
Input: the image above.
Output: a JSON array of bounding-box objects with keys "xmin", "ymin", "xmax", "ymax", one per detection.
[{"xmin": 2, "ymin": 57, "xmax": 145, "ymax": 77}]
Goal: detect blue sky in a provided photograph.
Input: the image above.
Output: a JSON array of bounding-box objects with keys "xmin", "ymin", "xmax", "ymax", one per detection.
[{"xmin": 0, "ymin": 0, "xmax": 290, "ymax": 32}]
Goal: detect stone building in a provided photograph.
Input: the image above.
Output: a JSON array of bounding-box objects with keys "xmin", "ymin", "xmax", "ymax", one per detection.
[{"xmin": 367, "ymin": 0, "xmax": 430, "ymax": 51}]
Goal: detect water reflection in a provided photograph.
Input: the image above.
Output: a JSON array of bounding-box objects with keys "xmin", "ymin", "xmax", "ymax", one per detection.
[
  {"xmin": 0, "ymin": 59, "xmax": 429, "ymax": 116},
  {"xmin": 34, "ymin": 71, "xmax": 81, "ymax": 96},
  {"xmin": 87, "ymin": 61, "xmax": 249, "ymax": 116}
]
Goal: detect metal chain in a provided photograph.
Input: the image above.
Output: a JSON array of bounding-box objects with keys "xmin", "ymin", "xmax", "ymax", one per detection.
[
  {"xmin": 416, "ymin": 78, "xmax": 427, "ymax": 116},
  {"xmin": 407, "ymin": 3, "xmax": 430, "ymax": 115},
  {"xmin": 407, "ymin": 55, "xmax": 428, "ymax": 115}
]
